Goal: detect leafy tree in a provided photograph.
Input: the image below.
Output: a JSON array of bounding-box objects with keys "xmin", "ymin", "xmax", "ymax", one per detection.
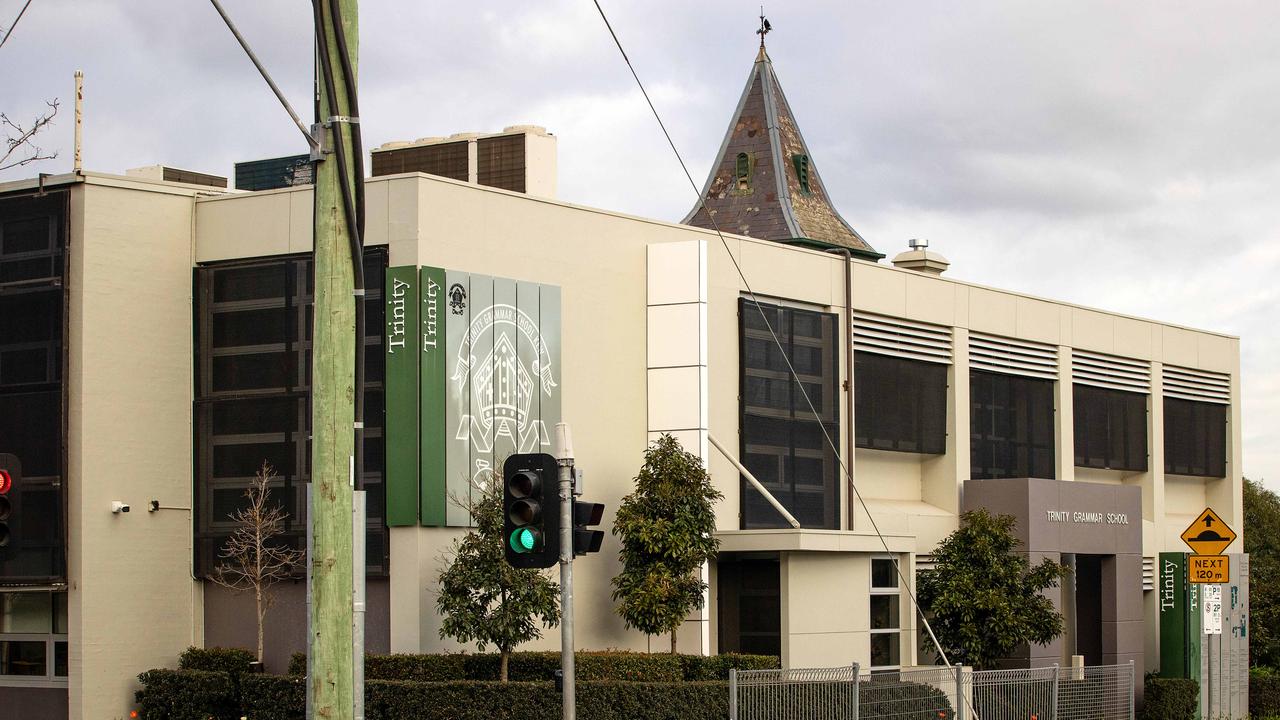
[
  {"xmin": 611, "ymin": 434, "xmax": 722, "ymax": 653},
  {"xmin": 917, "ymin": 509, "xmax": 1068, "ymax": 670},
  {"xmin": 210, "ymin": 462, "xmax": 305, "ymax": 663},
  {"xmin": 1244, "ymin": 477, "xmax": 1280, "ymax": 667},
  {"xmin": 436, "ymin": 474, "xmax": 559, "ymax": 681}
]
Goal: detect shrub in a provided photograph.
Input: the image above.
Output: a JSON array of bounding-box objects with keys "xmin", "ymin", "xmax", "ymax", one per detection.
[
  {"xmin": 364, "ymin": 680, "xmax": 729, "ymax": 720},
  {"xmin": 138, "ymin": 669, "xmax": 724, "ymax": 720},
  {"xmin": 1252, "ymin": 666, "xmax": 1280, "ymax": 720},
  {"xmin": 860, "ymin": 678, "xmax": 954, "ymax": 720},
  {"xmin": 1140, "ymin": 677, "xmax": 1198, "ymax": 720},
  {"xmin": 287, "ymin": 650, "xmax": 776, "ymax": 682},
  {"xmin": 135, "ymin": 669, "xmax": 238, "ymax": 720},
  {"xmin": 366, "ymin": 652, "xmax": 470, "ymax": 681},
  {"xmin": 178, "ymin": 645, "xmax": 256, "ymax": 674},
  {"xmin": 137, "ymin": 669, "xmax": 948, "ymax": 720},
  {"xmin": 680, "ymin": 653, "xmax": 780, "ymax": 680},
  {"xmin": 240, "ymin": 674, "xmax": 306, "ymax": 720}
]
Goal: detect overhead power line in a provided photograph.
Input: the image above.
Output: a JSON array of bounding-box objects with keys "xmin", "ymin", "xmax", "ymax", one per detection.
[
  {"xmin": 207, "ymin": 0, "xmax": 317, "ymax": 149},
  {"xmin": 0, "ymin": 0, "xmax": 35, "ymax": 51},
  {"xmin": 588, "ymin": 0, "xmax": 958, "ymax": 671}
]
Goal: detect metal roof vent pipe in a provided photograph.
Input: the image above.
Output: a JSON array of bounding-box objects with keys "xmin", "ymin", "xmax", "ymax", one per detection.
[{"xmin": 891, "ymin": 238, "xmax": 950, "ymax": 276}]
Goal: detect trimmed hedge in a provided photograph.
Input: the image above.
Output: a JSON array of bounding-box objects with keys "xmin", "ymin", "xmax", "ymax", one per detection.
[
  {"xmin": 287, "ymin": 650, "xmax": 778, "ymax": 681},
  {"xmin": 137, "ymin": 669, "xmax": 949, "ymax": 720},
  {"xmin": 364, "ymin": 680, "xmax": 727, "ymax": 720},
  {"xmin": 680, "ymin": 652, "xmax": 780, "ymax": 680},
  {"xmin": 136, "ymin": 669, "xmax": 238, "ymax": 720},
  {"xmin": 241, "ymin": 674, "xmax": 305, "ymax": 720},
  {"xmin": 138, "ymin": 670, "xmax": 724, "ymax": 720},
  {"xmin": 1252, "ymin": 666, "xmax": 1280, "ymax": 720},
  {"xmin": 178, "ymin": 645, "xmax": 256, "ymax": 674},
  {"xmin": 1140, "ymin": 676, "xmax": 1198, "ymax": 720}
]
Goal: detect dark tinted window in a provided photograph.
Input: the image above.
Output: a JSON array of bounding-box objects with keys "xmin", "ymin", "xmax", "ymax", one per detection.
[
  {"xmin": 1073, "ymin": 384, "xmax": 1147, "ymax": 471},
  {"xmin": 970, "ymin": 370, "xmax": 1055, "ymax": 480},
  {"xmin": 740, "ymin": 299, "xmax": 840, "ymax": 529},
  {"xmin": 194, "ymin": 250, "xmax": 389, "ymax": 576},
  {"xmin": 1164, "ymin": 397, "xmax": 1227, "ymax": 478},
  {"xmin": 0, "ymin": 191, "xmax": 68, "ymax": 583},
  {"xmin": 855, "ymin": 352, "xmax": 946, "ymax": 454}
]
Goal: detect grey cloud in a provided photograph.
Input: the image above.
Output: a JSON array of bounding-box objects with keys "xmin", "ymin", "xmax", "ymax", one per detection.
[{"xmin": 1, "ymin": 0, "xmax": 1275, "ymax": 483}]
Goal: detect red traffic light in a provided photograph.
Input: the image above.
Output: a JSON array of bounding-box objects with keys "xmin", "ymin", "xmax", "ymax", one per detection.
[{"xmin": 0, "ymin": 469, "xmax": 11, "ymax": 495}]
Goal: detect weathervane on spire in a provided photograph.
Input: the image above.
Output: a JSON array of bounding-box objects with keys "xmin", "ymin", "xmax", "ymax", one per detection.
[{"xmin": 757, "ymin": 8, "xmax": 771, "ymax": 50}]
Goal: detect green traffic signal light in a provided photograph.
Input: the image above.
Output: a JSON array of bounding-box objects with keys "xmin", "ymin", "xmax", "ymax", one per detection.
[
  {"xmin": 502, "ymin": 454, "xmax": 560, "ymax": 568},
  {"xmin": 509, "ymin": 527, "xmax": 539, "ymax": 553}
]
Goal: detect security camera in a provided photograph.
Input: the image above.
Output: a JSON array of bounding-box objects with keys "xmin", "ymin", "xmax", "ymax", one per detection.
[{"xmin": 111, "ymin": 501, "xmax": 130, "ymax": 514}]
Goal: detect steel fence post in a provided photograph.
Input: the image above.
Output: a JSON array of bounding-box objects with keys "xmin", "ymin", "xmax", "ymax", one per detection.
[
  {"xmin": 1128, "ymin": 660, "xmax": 1135, "ymax": 720},
  {"xmin": 954, "ymin": 663, "xmax": 964, "ymax": 720},
  {"xmin": 852, "ymin": 662, "xmax": 860, "ymax": 720},
  {"xmin": 1051, "ymin": 663, "xmax": 1060, "ymax": 720},
  {"xmin": 729, "ymin": 668, "xmax": 737, "ymax": 720}
]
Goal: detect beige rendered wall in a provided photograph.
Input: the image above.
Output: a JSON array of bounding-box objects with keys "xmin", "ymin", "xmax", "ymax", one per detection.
[
  {"xmin": 68, "ymin": 180, "xmax": 199, "ymax": 719},
  {"xmin": 706, "ymin": 235, "xmax": 1242, "ymax": 551},
  {"xmin": 396, "ymin": 175, "xmax": 711, "ymax": 653},
  {"xmin": 198, "ymin": 174, "xmax": 714, "ymax": 654},
  {"xmin": 781, "ymin": 552, "xmax": 915, "ymax": 669},
  {"xmin": 190, "ymin": 172, "xmax": 1243, "ymax": 668}
]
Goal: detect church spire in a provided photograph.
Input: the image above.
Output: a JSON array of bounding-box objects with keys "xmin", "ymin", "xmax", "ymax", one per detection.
[{"xmin": 682, "ymin": 34, "xmax": 881, "ymax": 260}]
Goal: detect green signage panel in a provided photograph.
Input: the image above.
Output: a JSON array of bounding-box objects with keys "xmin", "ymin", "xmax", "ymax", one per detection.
[
  {"xmin": 419, "ymin": 266, "xmax": 448, "ymax": 526},
  {"xmin": 409, "ymin": 268, "xmax": 562, "ymax": 527},
  {"xmin": 1159, "ymin": 551, "xmax": 1204, "ymax": 691},
  {"xmin": 1159, "ymin": 552, "xmax": 1189, "ymax": 678},
  {"xmin": 384, "ymin": 266, "xmax": 420, "ymax": 526}
]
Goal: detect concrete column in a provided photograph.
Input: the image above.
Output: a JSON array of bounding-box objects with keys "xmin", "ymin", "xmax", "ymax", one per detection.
[
  {"xmin": 954, "ymin": 329, "xmax": 971, "ymax": 503},
  {"xmin": 1149, "ymin": 364, "xmax": 1167, "ymax": 549},
  {"xmin": 1206, "ymin": 345, "xmax": 1244, "ymax": 552},
  {"xmin": 1056, "ymin": 346, "xmax": 1075, "ymax": 482},
  {"xmin": 646, "ymin": 240, "xmax": 710, "ymax": 655},
  {"xmin": 936, "ymin": 328, "xmax": 970, "ymax": 518}
]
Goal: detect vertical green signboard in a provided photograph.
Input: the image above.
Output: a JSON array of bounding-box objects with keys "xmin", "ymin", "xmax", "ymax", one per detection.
[
  {"xmin": 384, "ymin": 266, "xmax": 420, "ymax": 526},
  {"xmin": 1159, "ymin": 550, "xmax": 1204, "ymax": 696},
  {"xmin": 1159, "ymin": 552, "xmax": 1188, "ymax": 677},
  {"xmin": 419, "ymin": 266, "xmax": 447, "ymax": 526}
]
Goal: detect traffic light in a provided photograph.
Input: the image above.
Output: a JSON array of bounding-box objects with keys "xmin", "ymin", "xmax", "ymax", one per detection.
[
  {"xmin": 502, "ymin": 453, "xmax": 560, "ymax": 569},
  {"xmin": 572, "ymin": 500, "xmax": 605, "ymax": 556},
  {"xmin": 0, "ymin": 453, "xmax": 20, "ymax": 560}
]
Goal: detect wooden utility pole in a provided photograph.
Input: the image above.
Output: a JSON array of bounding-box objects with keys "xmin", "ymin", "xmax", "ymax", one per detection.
[{"xmin": 311, "ymin": 0, "xmax": 358, "ymax": 718}]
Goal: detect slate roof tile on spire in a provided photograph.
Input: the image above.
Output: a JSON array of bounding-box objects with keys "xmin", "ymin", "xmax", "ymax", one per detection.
[{"xmin": 682, "ymin": 47, "xmax": 881, "ymax": 260}]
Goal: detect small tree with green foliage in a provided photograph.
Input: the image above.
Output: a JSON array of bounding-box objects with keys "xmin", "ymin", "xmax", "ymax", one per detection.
[
  {"xmin": 918, "ymin": 509, "xmax": 1068, "ymax": 670},
  {"xmin": 1244, "ymin": 477, "xmax": 1280, "ymax": 667},
  {"xmin": 436, "ymin": 475, "xmax": 559, "ymax": 681},
  {"xmin": 611, "ymin": 434, "xmax": 722, "ymax": 653}
]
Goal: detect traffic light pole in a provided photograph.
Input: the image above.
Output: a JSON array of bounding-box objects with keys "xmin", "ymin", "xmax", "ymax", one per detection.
[{"xmin": 555, "ymin": 423, "xmax": 576, "ymax": 720}]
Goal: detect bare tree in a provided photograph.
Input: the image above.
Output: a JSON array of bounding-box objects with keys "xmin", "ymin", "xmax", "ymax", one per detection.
[
  {"xmin": 210, "ymin": 462, "xmax": 305, "ymax": 663},
  {"xmin": 1, "ymin": 99, "xmax": 59, "ymax": 172}
]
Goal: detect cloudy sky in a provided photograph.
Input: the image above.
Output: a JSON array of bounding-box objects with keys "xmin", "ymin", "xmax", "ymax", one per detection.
[{"xmin": 3, "ymin": 1, "xmax": 1277, "ymax": 486}]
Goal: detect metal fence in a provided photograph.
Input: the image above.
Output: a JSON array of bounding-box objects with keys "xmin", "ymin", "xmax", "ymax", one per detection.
[
  {"xmin": 730, "ymin": 662, "xmax": 1135, "ymax": 720},
  {"xmin": 969, "ymin": 663, "xmax": 1134, "ymax": 720}
]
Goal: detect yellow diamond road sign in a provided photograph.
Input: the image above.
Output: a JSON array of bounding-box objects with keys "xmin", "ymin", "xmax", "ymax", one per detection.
[{"xmin": 1181, "ymin": 507, "xmax": 1236, "ymax": 556}]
